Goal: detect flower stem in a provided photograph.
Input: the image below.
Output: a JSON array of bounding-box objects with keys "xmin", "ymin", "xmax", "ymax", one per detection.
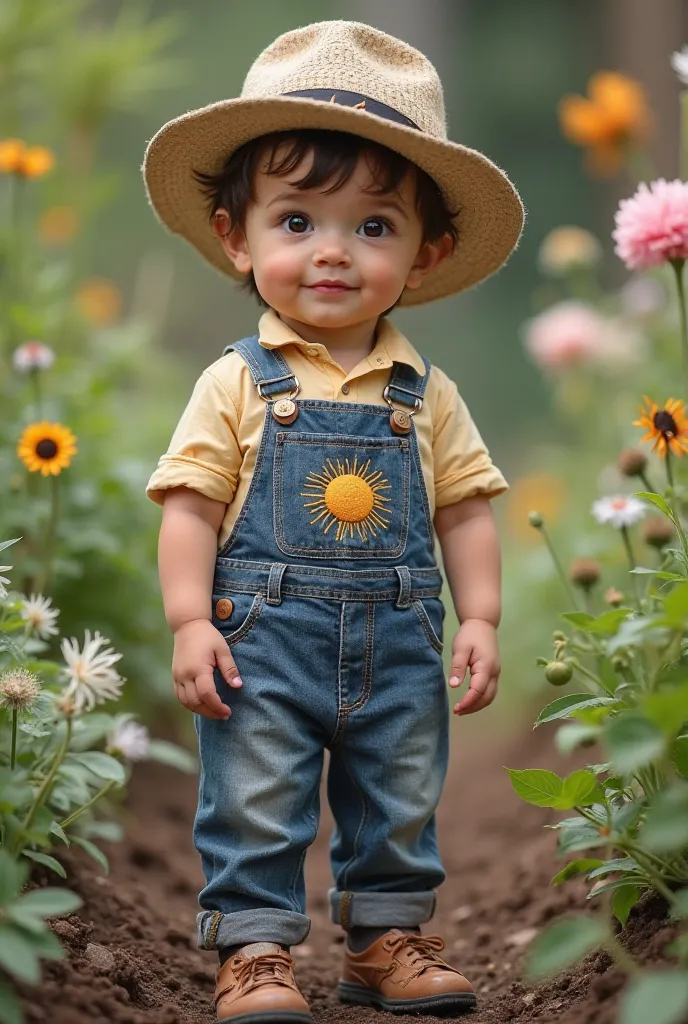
[
  {"xmin": 10, "ymin": 710, "xmax": 18, "ymax": 770},
  {"xmin": 14, "ymin": 716, "xmax": 72, "ymax": 855},
  {"xmin": 60, "ymin": 779, "xmax": 116, "ymax": 831},
  {"xmin": 30, "ymin": 368, "xmax": 42, "ymax": 416},
  {"xmin": 666, "ymin": 448, "xmax": 675, "ymax": 491},
  {"xmin": 35, "ymin": 474, "xmax": 60, "ymax": 593},
  {"xmin": 670, "ymin": 258, "xmax": 688, "ymax": 397},
  {"xmin": 620, "ymin": 526, "xmax": 641, "ymax": 605},
  {"xmin": 539, "ymin": 523, "xmax": 581, "ymax": 610}
]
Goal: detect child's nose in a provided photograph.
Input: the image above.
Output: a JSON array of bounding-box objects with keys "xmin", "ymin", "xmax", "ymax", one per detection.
[{"xmin": 313, "ymin": 234, "xmax": 352, "ymax": 267}]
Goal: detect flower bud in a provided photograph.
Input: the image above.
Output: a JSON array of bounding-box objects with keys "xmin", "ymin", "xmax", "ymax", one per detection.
[
  {"xmin": 552, "ymin": 631, "xmax": 568, "ymax": 642},
  {"xmin": 604, "ymin": 586, "xmax": 624, "ymax": 607},
  {"xmin": 642, "ymin": 515, "xmax": 674, "ymax": 549},
  {"xmin": 0, "ymin": 668, "xmax": 40, "ymax": 711},
  {"xmin": 545, "ymin": 660, "xmax": 573, "ymax": 686},
  {"xmin": 617, "ymin": 448, "xmax": 648, "ymax": 478},
  {"xmin": 569, "ymin": 557, "xmax": 601, "ymax": 591},
  {"xmin": 528, "ymin": 511, "xmax": 544, "ymax": 529}
]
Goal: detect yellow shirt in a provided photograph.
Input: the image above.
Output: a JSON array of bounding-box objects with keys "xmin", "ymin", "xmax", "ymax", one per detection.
[{"xmin": 146, "ymin": 311, "xmax": 508, "ymax": 546}]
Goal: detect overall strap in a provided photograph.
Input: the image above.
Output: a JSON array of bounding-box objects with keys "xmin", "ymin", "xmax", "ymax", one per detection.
[
  {"xmin": 223, "ymin": 335, "xmax": 299, "ymax": 399},
  {"xmin": 384, "ymin": 356, "xmax": 431, "ymax": 411}
]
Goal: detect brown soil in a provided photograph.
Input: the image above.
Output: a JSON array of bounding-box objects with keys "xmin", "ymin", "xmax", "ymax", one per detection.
[{"xmin": 19, "ymin": 713, "xmax": 681, "ymax": 1024}]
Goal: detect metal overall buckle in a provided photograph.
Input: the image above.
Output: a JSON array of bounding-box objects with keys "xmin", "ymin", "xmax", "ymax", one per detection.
[
  {"xmin": 258, "ymin": 374, "xmax": 301, "ymax": 425},
  {"xmin": 383, "ymin": 384, "xmax": 422, "ymax": 435}
]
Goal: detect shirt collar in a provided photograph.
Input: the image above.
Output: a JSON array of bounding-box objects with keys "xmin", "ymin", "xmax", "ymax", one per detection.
[{"xmin": 258, "ymin": 309, "xmax": 426, "ymax": 377}]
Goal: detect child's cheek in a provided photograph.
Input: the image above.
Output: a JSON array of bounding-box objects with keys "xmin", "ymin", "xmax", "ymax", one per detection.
[{"xmin": 254, "ymin": 248, "xmax": 303, "ymax": 294}]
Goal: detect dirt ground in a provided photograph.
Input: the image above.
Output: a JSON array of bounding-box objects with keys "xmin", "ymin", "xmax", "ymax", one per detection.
[{"xmin": 18, "ymin": 711, "xmax": 681, "ymax": 1024}]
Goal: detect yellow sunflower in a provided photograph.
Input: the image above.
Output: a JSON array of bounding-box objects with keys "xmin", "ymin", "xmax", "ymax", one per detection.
[
  {"xmin": 634, "ymin": 396, "xmax": 688, "ymax": 458},
  {"xmin": 17, "ymin": 422, "xmax": 77, "ymax": 476}
]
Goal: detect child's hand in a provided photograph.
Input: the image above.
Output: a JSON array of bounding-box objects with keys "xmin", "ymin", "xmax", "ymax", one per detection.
[
  {"xmin": 171, "ymin": 619, "xmax": 242, "ymax": 720},
  {"xmin": 448, "ymin": 618, "xmax": 500, "ymax": 716}
]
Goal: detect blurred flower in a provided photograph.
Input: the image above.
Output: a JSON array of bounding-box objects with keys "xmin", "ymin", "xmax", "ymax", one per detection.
[
  {"xmin": 605, "ymin": 587, "xmax": 624, "ymax": 607},
  {"xmin": 613, "ymin": 180, "xmax": 688, "ymax": 270},
  {"xmin": 642, "ymin": 515, "xmax": 674, "ymax": 549},
  {"xmin": 617, "ymin": 448, "xmax": 648, "ymax": 479},
  {"xmin": 559, "ymin": 71, "xmax": 650, "ymax": 176},
  {"xmin": 508, "ymin": 473, "xmax": 567, "ymax": 541},
  {"xmin": 17, "ymin": 422, "xmax": 77, "ymax": 476},
  {"xmin": 60, "ymin": 630, "xmax": 125, "ymax": 713},
  {"xmin": 592, "ymin": 495, "xmax": 647, "ymax": 529},
  {"xmin": 0, "ymin": 566, "xmax": 11, "ymax": 600},
  {"xmin": 634, "ymin": 396, "xmax": 688, "ymax": 457},
  {"xmin": 524, "ymin": 301, "xmax": 644, "ymax": 373},
  {"xmin": 528, "ymin": 511, "xmax": 544, "ymax": 529},
  {"xmin": 0, "ymin": 139, "xmax": 54, "ymax": 177},
  {"xmin": 619, "ymin": 275, "xmax": 666, "ymax": 319},
  {"xmin": 39, "ymin": 205, "xmax": 78, "ymax": 246},
  {"xmin": 13, "ymin": 341, "xmax": 55, "ymax": 374},
  {"xmin": 75, "ymin": 278, "xmax": 122, "ymax": 326},
  {"xmin": 0, "ymin": 668, "xmax": 40, "ymax": 712},
  {"xmin": 0, "ymin": 139, "xmax": 25, "ymax": 172},
  {"xmin": 21, "ymin": 593, "xmax": 60, "ymax": 639},
  {"xmin": 538, "ymin": 226, "xmax": 602, "ymax": 276},
  {"xmin": 671, "ymin": 47, "xmax": 688, "ymax": 86},
  {"xmin": 569, "ymin": 557, "xmax": 601, "ymax": 591},
  {"xmin": 107, "ymin": 719, "xmax": 149, "ymax": 762}
]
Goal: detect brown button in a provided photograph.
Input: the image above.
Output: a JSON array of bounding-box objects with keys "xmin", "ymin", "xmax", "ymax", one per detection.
[
  {"xmin": 272, "ymin": 398, "xmax": 298, "ymax": 425},
  {"xmin": 341, "ymin": 384, "xmax": 350, "ymax": 395},
  {"xmin": 215, "ymin": 598, "xmax": 234, "ymax": 620},
  {"xmin": 390, "ymin": 409, "xmax": 412, "ymax": 434}
]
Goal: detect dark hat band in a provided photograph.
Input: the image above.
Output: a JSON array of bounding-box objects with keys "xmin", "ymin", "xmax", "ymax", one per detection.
[{"xmin": 283, "ymin": 89, "xmax": 421, "ymax": 130}]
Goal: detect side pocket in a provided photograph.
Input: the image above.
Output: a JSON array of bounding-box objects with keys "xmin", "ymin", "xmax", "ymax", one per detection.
[
  {"xmin": 411, "ymin": 598, "xmax": 444, "ymax": 655},
  {"xmin": 212, "ymin": 592, "xmax": 265, "ymax": 648}
]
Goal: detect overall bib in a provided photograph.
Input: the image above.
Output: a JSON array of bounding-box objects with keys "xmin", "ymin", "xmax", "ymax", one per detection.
[{"xmin": 195, "ymin": 335, "xmax": 449, "ymax": 951}]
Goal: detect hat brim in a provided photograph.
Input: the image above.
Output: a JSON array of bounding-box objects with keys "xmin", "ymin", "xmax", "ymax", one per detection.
[{"xmin": 142, "ymin": 96, "xmax": 525, "ymax": 305}]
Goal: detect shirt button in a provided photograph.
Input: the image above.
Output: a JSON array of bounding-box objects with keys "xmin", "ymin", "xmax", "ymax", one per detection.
[
  {"xmin": 376, "ymin": 357, "xmax": 384, "ymax": 364},
  {"xmin": 341, "ymin": 384, "xmax": 350, "ymax": 395},
  {"xmin": 308, "ymin": 347, "xmax": 319, "ymax": 357},
  {"xmin": 215, "ymin": 598, "xmax": 234, "ymax": 620}
]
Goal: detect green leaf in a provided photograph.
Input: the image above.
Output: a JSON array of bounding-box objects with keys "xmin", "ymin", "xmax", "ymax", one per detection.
[
  {"xmin": 146, "ymin": 739, "xmax": 197, "ymax": 773},
  {"xmin": 643, "ymin": 685, "xmax": 688, "ymax": 736},
  {"xmin": 0, "ymin": 634, "xmax": 26, "ymax": 662},
  {"xmin": 555, "ymin": 722, "xmax": 601, "ymax": 755},
  {"xmin": 0, "ymin": 538, "xmax": 21, "ymax": 555},
  {"xmin": 669, "ymin": 889, "xmax": 688, "ymax": 920},
  {"xmin": 619, "ymin": 971, "xmax": 688, "ymax": 1024},
  {"xmin": 559, "ymin": 770, "xmax": 600, "ymax": 809},
  {"xmin": 0, "ymin": 851, "xmax": 27, "ymax": 907},
  {"xmin": 526, "ymin": 916, "xmax": 607, "ymax": 981},
  {"xmin": 535, "ymin": 694, "xmax": 618, "ymax": 727},
  {"xmin": 631, "ymin": 569, "xmax": 685, "ymax": 581},
  {"xmin": 16, "ymin": 888, "xmax": 82, "ymax": 918},
  {"xmin": 612, "ymin": 884, "xmax": 642, "ymax": 926},
  {"xmin": 70, "ymin": 835, "xmax": 109, "ymax": 875},
  {"xmin": 556, "ymin": 819, "xmax": 608, "ymax": 855},
  {"xmin": 22, "ymin": 850, "xmax": 67, "ymax": 879},
  {"xmin": 72, "ymin": 752, "xmax": 126, "ymax": 784},
  {"xmin": 0, "ymin": 925, "xmax": 40, "ymax": 984},
  {"xmin": 586, "ymin": 858, "xmax": 640, "ymax": 880},
  {"xmin": 506, "ymin": 768, "xmax": 562, "ymax": 808},
  {"xmin": 660, "ymin": 584, "xmax": 688, "ymax": 629},
  {"xmin": 587, "ymin": 609, "xmax": 633, "ymax": 634},
  {"xmin": 551, "ymin": 859, "xmax": 604, "ymax": 885},
  {"xmin": 49, "ymin": 821, "xmax": 70, "ymax": 846},
  {"xmin": 605, "ymin": 713, "xmax": 667, "ymax": 774},
  {"xmin": 642, "ymin": 786, "xmax": 688, "ymax": 853},
  {"xmin": 560, "ymin": 612, "xmax": 596, "ymax": 630},
  {"xmin": 0, "ymin": 976, "xmax": 22, "ymax": 1024},
  {"xmin": 636, "ymin": 491, "xmax": 673, "ymax": 519}
]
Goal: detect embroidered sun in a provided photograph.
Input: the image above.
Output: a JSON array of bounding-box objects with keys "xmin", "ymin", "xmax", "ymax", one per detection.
[{"xmin": 302, "ymin": 458, "xmax": 392, "ymax": 541}]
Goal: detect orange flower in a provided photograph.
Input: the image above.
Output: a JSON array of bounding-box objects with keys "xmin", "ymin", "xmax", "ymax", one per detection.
[
  {"xmin": 0, "ymin": 139, "xmax": 55, "ymax": 178},
  {"xmin": 507, "ymin": 472, "xmax": 567, "ymax": 541},
  {"xmin": 0, "ymin": 139, "xmax": 26, "ymax": 173},
  {"xmin": 39, "ymin": 206, "xmax": 79, "ymax": 245},
  {"xmin": 634, "ymin": 396, "xmax": 688, "ymax": 457},
  {"xmin": 559, "ymin": 72, "xmax": 651, "ymax": 176},
  {"xmin": 74, "ymin": 278, "xmax": 122, "ymax": 326}
]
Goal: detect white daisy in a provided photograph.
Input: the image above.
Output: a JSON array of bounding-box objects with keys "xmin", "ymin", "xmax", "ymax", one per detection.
[
  {"xmin": 671, "ymin": 47, "xmax": 688, "ymax": 86},
  {"xmin": 592, "ymin": 495, "xmax": 647, "ymax": 530},
  {"xmin": 12, "ymin": 341, "xmax": 55, "ymax": 373},
  {"xmin": 107, "ymin": 719, "xmax": 149, "ymax": 762},
  {"xmin": 20, "ymin": 593, "xmax": 60, "ymax": 639},
  {"xmin": 0, "ymin": 566, "xmax": 12, "ymax": 600},
  {"xmin": 60, "ymin": 630, "xmax": 125, "ymax": 713}
]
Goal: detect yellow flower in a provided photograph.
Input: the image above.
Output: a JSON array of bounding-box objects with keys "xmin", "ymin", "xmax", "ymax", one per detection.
[
  {"xmin": 75, "ymin": 278, "xmax": 122, "ymax": 326},
  {"xmin": 634, "ymin": 396, "xmax": 688, "ymax": 458},
  {"xmin": 21, "ymin": 146, "xmax": 54, "ymax": 178},
  {"xmin": 39, "ymin": 206, "xmax": 78, "ymax": 245},
  {"xmin": 507, "ymin": 473, "xmax": 567, "ymax": 541},
  {"xmin": 0, "ymin": 138, "xmax": 26, "ymax": 173},
  {"xmin": 17, "ymin": 422, "xmax": 77, "ymax": 476},
  {"xmin": 559, "ymin": 72, "xmax": 651, "ymax": 176},
  {"xmin": 538, "ymin": 226, "xmax": 602, "ymax": 276}
]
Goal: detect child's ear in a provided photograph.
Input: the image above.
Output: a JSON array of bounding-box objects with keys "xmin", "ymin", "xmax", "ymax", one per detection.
[
  {"xmin": 406, "ymin": 234, "xmax": 454, "ymax": 290},
  {"xmin": 213, "ymin": 208, "xmax": 252, "ymax": 275}
]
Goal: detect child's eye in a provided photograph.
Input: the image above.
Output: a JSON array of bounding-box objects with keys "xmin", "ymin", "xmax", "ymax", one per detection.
[
  {"xmin": 358, "ymin": 219, "xmax": 391, "ymax": 238},
  {"xmin": 281, "ymin": 214, "xmax": 311, "ymax": 234}
]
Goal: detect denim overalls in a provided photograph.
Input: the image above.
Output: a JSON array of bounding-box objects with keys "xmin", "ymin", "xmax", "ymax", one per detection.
[{"xmin": 195, "ymin": 335, "xmax": 449, "ymax": 951}]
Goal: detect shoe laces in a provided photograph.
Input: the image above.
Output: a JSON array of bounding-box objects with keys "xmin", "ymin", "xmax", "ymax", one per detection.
[
  {"xmin": 232, "ymin": 951, "xmax": 295, "ymax": 991},
  {"xmin": 380, "ymin": 934, "xmax": 448, "ymax": 986}
]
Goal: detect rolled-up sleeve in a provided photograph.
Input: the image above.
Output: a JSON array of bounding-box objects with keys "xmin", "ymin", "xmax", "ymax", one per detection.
[
  {"xmin": 432, "ymin": 370, "xmax": 508, "ymax": 508},
  {"xmin": 146, "ymin": 369, "xmax": 241, "ymax": 506}
]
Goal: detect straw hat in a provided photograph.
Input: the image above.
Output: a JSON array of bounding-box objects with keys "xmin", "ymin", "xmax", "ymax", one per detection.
[{"xmin": 143, "ymin": 20, "xmax": 525, "ymax": 305}]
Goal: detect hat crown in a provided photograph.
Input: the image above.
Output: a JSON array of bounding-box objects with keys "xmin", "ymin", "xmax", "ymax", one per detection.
[{"xmin": 241, "ymin": 20, "xmax": 447, "ymax": 139}]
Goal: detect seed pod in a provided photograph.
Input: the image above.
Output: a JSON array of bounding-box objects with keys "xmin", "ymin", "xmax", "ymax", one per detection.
[
  {"xmin": 604, "ymin": 586, "xmax": 624, "ymax": 607},
  {"xmin": 545, "ymin": 660, "xmax": 573, "ymax": 686},
  {"xmin": 642, "ymin": 515, "xmax": 674, "ymax": 549},
  {"xmin": 617, "ymin": 448, "xmax": 648, "ymax": 478},
  {"xmin": 569, "ymin": 557, "xmax": 601, "ymax": 592}
]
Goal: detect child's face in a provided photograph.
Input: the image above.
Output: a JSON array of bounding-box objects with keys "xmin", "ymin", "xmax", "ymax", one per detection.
[{"xmin": 218, "ymin": 149, "xmax": 450, "ymax": 330}]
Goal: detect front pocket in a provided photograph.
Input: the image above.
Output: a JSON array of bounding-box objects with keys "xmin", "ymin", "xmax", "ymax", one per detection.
[
  {"xmin": 273, "ymin": 432, "xmax": 411, "ymax": 559},
  {"xmin": 411, "ymin": 598, "xmax": 444, "ymax": 655},
  {"xmin": 211, "ymin": 592, "xmax": 265, "ymax": 647}
]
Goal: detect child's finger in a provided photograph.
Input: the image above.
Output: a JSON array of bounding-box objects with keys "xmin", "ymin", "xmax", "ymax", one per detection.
[
  {"xmin": 448, "ymin": 643, "xmax": 473, "ymax": 688},
  {"xmin": 215, "ymin": 645, "xmax": 243, "ymax": 689},
  {"xmin": 454, "ymin": 676, "xmax": 498, "ymax": 716},
  {"xmin": 195, "ymin": 671, "xmax": 231, "ymax": 719},
  {"xmin": 453, "ymin": 664, "xmax": 490, "ymax": 711}
]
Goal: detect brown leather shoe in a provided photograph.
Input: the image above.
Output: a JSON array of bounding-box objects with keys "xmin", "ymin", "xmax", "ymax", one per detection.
[
  {"xmin": 214, "ymin": 950, "xmax": 312, "ymax": 1024},
  {"xmin": 339, "ymin": 929, "xmax": 477, "ymax": 1015}
]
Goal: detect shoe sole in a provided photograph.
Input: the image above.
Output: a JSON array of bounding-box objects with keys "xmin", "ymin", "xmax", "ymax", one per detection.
[
  {"xmin": 338, "ymin": 980, "xmax": 477, "ymax": 1015},
  {"xmin": 216, "ymin": 1013, "xmax": 313, "ymax": 1024}
]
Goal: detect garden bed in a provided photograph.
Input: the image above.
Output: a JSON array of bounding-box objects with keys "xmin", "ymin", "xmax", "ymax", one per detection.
[{"xmin": 19, "ymin": 719, "xmax": 679, "ymax": 1024}]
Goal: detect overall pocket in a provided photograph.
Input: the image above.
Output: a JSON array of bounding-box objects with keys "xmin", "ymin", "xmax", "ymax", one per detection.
[
  {"xmin": 211, "ymin": 591, "xmax": 265, "ymax": 648},
  {"xmin": 411, "ymin": 597, "xmax": 445, "ymax": 655},
  {"xmin": 273, "ymin": 431, "xmax": 411, "ymax": 559}
]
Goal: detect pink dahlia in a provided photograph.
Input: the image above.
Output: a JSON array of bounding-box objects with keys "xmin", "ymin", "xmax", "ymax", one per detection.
[
  {"xmin": 613, "ymin": 179, "xmax": 688, "ymax": 270},
  {"xmin": 524, "ymin": 301, "xmax": 602, "ymax": 371}
]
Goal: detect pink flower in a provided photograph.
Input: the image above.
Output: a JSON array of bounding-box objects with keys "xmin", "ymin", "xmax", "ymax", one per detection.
[
  {"xmin": 524, "ymin": 302, "xmax": 603, "ymax": 371},
  {"xmin": 613, "ymin": 179, "xmax": 688, "ymax": 270},
  {"xmin": 13, "ymin": 341, "xmax": 55, "ymax": 373}
]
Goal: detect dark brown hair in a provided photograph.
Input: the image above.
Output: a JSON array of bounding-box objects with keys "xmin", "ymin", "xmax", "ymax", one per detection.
[{"xmin": 194, "ymin": 129, "xmax": 458, "ymax": 305}]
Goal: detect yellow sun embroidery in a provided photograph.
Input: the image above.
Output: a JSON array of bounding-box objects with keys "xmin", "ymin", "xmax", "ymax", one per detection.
[{"xmin": 302, "ymin": 458, "xmax": 392, "ymax": 541}]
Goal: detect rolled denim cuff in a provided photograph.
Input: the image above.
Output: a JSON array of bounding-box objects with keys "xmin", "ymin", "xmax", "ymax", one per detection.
[
  {"xmin": 329, "ymin": 889, "xmax": 436, "ymax": 929},
  {"xmin": 197, "ymin": 909, "xmax": 311, "ymax": 950}
]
